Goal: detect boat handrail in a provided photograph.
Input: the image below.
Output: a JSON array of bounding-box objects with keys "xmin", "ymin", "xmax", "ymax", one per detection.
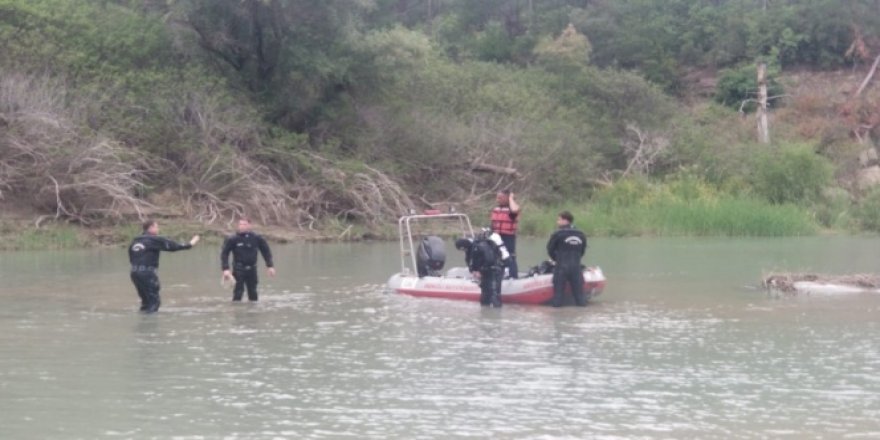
[{"xmin": 398, "ymin": 212, "xmax": 474, "ymax": 275}]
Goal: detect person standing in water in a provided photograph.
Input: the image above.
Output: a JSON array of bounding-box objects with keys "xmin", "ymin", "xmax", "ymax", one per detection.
[
  {"xmin": 456, "ymin": 235, "xmax": 504, "ymax": 308},
  {"xmin": 546, "ymin": 211, "xmax": 588, "ymax": 307},
  {"xmin": 220, "ymin": 217, "xmax": 275, "ymax": 302},
  {"xmin": 128, "ymin": 220, "xmax": 200, "ymax": 313}
]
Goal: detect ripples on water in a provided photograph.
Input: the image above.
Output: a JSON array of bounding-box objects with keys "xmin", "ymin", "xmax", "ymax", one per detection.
[{"xmin": 2, "ymin": 240, "xmax": 880, "ymax": 439}]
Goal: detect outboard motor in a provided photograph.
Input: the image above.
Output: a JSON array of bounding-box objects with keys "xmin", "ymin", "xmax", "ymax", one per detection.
[{"xmin": 416, "ymin": 236, "xmax": 446, "ymax": 277}]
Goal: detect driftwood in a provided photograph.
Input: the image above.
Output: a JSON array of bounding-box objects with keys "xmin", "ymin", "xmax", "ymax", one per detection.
[{"xmin": 763, "ymin": 272, "xmax": 880, "ymax": 294}]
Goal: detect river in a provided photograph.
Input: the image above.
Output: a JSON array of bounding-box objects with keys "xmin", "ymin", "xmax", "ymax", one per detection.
[{"xmin": 1, "ymin": 237, "xmax": 879, "ymax": 439}]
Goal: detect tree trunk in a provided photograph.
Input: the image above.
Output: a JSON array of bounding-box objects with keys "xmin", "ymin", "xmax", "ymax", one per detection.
[
  {"xmin": 757, "ymin": 63, "xmax": 770, "ymax": 144},
  {"xmin": 855, "ymin": 54, "xmax": 880, "ymax": 98}
]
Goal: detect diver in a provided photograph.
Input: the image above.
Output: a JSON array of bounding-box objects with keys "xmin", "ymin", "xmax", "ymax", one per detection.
[
  {"xmin": 546, "ymin": 211, "xmax": 588, "ymax": 307},
  {"xmin": 456, "ymin": 233, "xmax": 504, "ymax": 307},
  {"xmin": 220, "ymin": 217, "xmax": 275, "ymax": 302},
  {"xmin": 128, "ymin": 220, "xmax": 200, "ymax": 313}
]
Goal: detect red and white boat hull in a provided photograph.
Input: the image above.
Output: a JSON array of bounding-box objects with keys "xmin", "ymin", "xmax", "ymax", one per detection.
[{"xmin": 387, "ymin": 267, "xmax": 606, "ymax": 305}]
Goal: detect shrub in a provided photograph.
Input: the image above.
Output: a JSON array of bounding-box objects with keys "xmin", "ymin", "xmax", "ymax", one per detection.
[
  {"xmin": 855, "ymin": 187, "xmax": 880, "ymax": 232},
  {"xmin": 592, "ymin": 178, "xmax": 652, "ymax": 209},
  {"xmin": 814, "ymin": 187, "xmax": 855, "ymax": 230},
  {"xmin": 749, "ymin": 144, "xmax": 833, "ymax": 205}
]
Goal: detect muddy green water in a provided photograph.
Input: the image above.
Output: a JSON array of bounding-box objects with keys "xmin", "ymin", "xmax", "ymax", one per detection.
[{"xmin": 1, "ymin": 237, "xmax": 879, "ymax": 439}]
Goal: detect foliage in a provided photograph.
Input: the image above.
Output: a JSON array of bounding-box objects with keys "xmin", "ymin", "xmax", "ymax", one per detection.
[
  {"xmin": 521, "ymin": 177, "xmax": 818, "ymax": 237},
  {"xmin": 814, "ymin": 187, "xmax": 856, "ymax": 230},
  {"xmin": 160, "ymin": 0, "xmax": 373, "ymax": 133},
  {"xmin": 715, "ymin": 63, "xmax": 785, "ymax": 111},
  {"xmin": 533, "ymin": 23, "xmax": 591, "ymax": 70},
  {"xmin": 748, "ymin": 144, "xmax": 833, "ymax": 205},
  {"xmin": 2, "ymin": 226, "xmax": 87, "ymax": 251},
  {"xmin": 0, "ymin": 0, "xmax": 876, "ymax": 237},
  {"xmin": 855, "ymin": 187, "xmax": 880, "ymax": 232}
]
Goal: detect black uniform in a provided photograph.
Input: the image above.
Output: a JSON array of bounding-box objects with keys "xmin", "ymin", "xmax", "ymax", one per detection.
[
  {"xmin": 128, "ymin": 234, "xmax": 193, "ymax": 313},
  {"xmin": 464, "ymin": 239, "xmax": 503, "ymax": 307},
  {"xmin": 546, "ymin": 224, "xmax": 588, "ymax": 307},
  {"xmin": 220, "ymin": 232, "xmax": 273, "ymax": 301}
]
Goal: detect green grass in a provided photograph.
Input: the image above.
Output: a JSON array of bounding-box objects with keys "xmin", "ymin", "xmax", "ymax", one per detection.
[
  {"xmin": 520, "ymin": 197, "xmax": 818, "ymax": 238},
  {"xmin": 0, "ymin": 184, "xmax": 821, "ymax": 251},
  {"xmin": 1, "ymin": 226, "xmax": 88, "ymax": 251}
]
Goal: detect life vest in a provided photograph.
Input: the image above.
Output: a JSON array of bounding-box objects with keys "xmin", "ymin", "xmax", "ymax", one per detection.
[{"xmin": 490, "ymin": 206, "xmax": 518, "ymax": 235}]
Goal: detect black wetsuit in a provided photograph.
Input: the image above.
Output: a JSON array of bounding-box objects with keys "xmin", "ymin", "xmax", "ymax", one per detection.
[
  {"xmin": 465, "ymin": 239, "xmax": 503, "ymax": 307},
  {"xmin": 220, "ymin": 232, "xmax": 273, "ymax": 301},
  {"xmin": 546, "ymin": 224, "xmax": 588, "ymax": 307},
  {"xmin": 128, "ymin": 234, "xmax": 193, "ymax": 313}
]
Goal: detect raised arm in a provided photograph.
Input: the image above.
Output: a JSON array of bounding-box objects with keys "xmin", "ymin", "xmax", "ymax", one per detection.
[
  {"xmin": 508, "ymin": 192, "xmax": 520, "ymax": 214},
  {"xmin": 159, "ymin": 236, "xmax": 194, "ymax": 252}
]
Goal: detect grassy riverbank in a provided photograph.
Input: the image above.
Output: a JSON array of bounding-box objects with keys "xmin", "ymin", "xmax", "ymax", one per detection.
[
  {"xmin": 0, "ymin": 217, "xmax": 378, "ymax": 251},
  {"xmin": 520, "ymin": 197, "xmax": 817, "ymax": 238},
  {"xmin": 4, "ymin": 174, "xmax": 876, "ymax": 251},
  {"xmin": 519, "ymin": 177, "xmax": 824, "ymax": 238},
  {"xmin": 0, "ymin": 204, "xmax": 818, "ymax": 252},
  {"xmin": 0, "ymin": 220, "xmax": 203, "ymax": 251}
]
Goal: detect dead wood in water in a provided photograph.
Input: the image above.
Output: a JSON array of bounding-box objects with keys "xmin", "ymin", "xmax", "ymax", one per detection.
[{"xmin": 763, "ymin": 272, "xmax": 880, "ymax": 293}]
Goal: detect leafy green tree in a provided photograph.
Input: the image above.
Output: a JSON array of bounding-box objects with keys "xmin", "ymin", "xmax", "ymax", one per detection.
[
  {"xmin": 163, "ymin": 0, "xmax": 373, "ymax": 133},
  {"xmin": 533, "ymin": 23, "xmax": 591, "ymax": 70},
  {"xmin": 715, "ymin": 63, "xmax": 784, "ymax": 111}
]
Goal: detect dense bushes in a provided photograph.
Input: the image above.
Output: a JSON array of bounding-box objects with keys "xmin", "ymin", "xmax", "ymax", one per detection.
[
  {"xmin": 384, "ymin": 0, "xmax": 879, "ymax": 93},
  {"xmin": 856, "ymin": 187, "xmax": 880, "ymax": 232},
  {"xmin": 749, "ymin": 144, "xmax": 834, "ymax": 205},
  {"xmin": 519, "ymin": 175, "xmax": 818, "ymax": 237},
  {"xmin": 1, "ymin": 0, "xmax": 877, "ymax": 237}
]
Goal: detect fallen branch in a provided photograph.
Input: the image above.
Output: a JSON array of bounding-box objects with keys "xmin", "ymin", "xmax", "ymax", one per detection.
[{"xmin": 337, "ymin": 225, "xmax": 352, "ymax": 240}]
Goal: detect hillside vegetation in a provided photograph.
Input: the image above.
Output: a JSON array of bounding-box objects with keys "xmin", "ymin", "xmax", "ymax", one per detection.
[{"xmin": 2, "ymin": 0, "xmax": 880, "ymax": 240}]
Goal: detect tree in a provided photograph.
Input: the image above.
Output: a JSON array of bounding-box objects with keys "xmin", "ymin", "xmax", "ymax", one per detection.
[
  {"xmin": 533, "ymin": 23, "xmax": 591, "ymax": 70},
  {"xmin": 166, "ymin": 0, "xmax": 372, "ymax": 132}
]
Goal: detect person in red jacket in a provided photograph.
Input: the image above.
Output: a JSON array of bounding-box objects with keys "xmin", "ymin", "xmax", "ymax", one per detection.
[{"xmin": 490, "ymin": 189, "xmax": 520, "ymax": 278}]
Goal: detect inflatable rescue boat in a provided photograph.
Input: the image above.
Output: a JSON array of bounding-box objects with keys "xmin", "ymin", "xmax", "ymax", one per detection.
[{"xmin": 386, "ymin": 213, "xmax": 606, "ymax": 305}]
